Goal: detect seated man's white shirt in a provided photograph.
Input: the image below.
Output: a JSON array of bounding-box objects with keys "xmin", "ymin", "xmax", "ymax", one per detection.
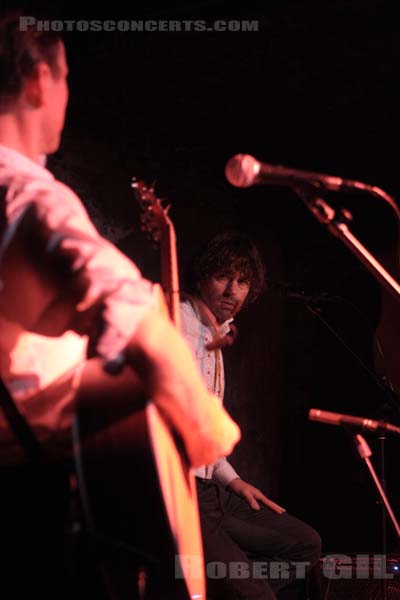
[{"xmin": 180, "ymin": 298, "xmax": 239, "ymax": 487}]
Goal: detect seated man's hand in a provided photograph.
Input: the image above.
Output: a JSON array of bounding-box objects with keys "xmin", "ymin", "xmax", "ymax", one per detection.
[{"xmin": 227, "ymin": 477, "xmax": 286, "ymax": 514}]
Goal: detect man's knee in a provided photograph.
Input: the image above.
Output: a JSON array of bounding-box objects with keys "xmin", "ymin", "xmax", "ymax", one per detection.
[{"xmin": 281, "ymin": 519, "xmax": 322, "ymax": 568}]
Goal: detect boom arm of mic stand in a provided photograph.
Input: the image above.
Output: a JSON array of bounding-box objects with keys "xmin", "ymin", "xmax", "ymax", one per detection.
[{"xmin": 294, "ymin": 185, "xmax": 400, "ymax": 303}]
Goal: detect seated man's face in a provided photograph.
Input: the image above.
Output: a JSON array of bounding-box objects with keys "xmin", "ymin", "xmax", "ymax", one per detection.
[{"xmin": 198, "ymin": 269, "xmax": 250, "ymax": 323}]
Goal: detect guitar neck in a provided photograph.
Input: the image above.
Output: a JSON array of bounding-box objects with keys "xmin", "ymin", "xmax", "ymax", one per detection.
[
  {"xmin": 132, "ymin": 178, "xmax": 181, "ymax": 331},
  {"xmin": 160, "ymin": 222, "xmax": 181, "ymax": 331}
]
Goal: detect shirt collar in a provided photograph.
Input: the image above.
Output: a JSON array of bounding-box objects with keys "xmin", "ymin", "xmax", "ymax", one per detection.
[{"xmin": 185, "ymin": 294, "xmax": 233, "ymax": 336}]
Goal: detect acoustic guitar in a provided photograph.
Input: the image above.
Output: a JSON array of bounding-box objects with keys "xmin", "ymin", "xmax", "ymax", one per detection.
[{"xmin": 72, "ymin": 181, "xmax": 205, "ymax": 600}]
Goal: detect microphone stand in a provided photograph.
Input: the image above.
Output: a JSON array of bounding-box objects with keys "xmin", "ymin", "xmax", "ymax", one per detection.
[
  {"xmin": 353, "ymin": 433, "xmax": 400, "ymax": 539},
  {"xmin": 294, "ymin": 184, "xmax": 400, "ymax": 302},
  {"xmin": 354, "ymin": 432, "xmax": 400, "ymax": 600},
  {"xmin": 293, "ymin": 182, "xmax": 400, "ymax": 418},
  {"xmin": 303, "ymin": 299, "xmax": 399, "ymax": 565},
  {"xmin": 293, "ymin": 183, "xmax": 400, "ymax": 565}
]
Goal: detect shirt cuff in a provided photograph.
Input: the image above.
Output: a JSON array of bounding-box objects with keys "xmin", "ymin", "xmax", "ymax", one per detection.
[{"xmin": 211, "ymin": 457, "xmax": 240, "ymax": 488}]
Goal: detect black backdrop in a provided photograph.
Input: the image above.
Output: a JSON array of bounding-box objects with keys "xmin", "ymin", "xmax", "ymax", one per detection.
[{"xmin": 10, "ymin": 0, "xmax": 400, "ymax": 554}]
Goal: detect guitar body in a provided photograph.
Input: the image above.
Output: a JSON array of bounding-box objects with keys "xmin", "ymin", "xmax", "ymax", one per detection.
[{"xmin": 74, "ymin": 356, "xmax": 205, "ymax": 600}]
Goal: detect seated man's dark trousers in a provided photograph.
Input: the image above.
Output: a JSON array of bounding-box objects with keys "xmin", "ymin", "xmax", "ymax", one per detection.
[{"xmin": 196, "ymin": 478, "xmax": 322, "ymax": 600}]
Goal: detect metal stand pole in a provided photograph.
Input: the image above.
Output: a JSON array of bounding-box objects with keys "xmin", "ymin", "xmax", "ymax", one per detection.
[{"xmin": 353, "ymin": 433, "xmax": 400, "ymax": 539}]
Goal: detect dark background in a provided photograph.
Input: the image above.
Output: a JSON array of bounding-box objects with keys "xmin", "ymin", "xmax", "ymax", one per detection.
[{"xmin": 13, "ymin": 0, "xmax": 400, "ymax": 554}]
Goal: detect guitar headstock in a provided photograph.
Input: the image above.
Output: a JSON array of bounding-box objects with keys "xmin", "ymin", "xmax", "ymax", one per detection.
[{"xmin": 131, "ymin": 178, "xmax": 172, "ymax": 244}]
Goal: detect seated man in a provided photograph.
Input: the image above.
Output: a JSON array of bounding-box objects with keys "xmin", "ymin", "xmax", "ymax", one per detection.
[
  {"xmin": 0, "ymin": 11, "xmax": 240, "ymax": 599},
  {"xmin": 180, "ymin": 231, "xmax": 322, "ymax": 599}
]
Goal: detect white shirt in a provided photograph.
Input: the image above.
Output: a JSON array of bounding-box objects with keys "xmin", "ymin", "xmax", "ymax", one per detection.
[
  {"xmin": 180, "ymin": 299, "xmax": 240, "ymax": 487},
  {"xmin": 0, "ymin": 144, "xmax": 155, "ymax": 455}
]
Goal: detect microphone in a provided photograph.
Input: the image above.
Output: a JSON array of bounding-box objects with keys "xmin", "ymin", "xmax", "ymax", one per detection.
[
  {"xmin": 309, "ymin": 408, "xmax": 400, "ymax": 436},
  {"xmin": 225, "ymin": 153, "xmax": 368, "ymax": 192}
]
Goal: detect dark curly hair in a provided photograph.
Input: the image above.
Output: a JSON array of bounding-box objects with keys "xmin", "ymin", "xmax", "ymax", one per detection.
[
  {"xmin": 0, "ymin": 10, "xmax": 62, "ymax": 111},
  {"xmin": 184, "ymin": 231, "xmax": 266, "ymax": 304}
]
